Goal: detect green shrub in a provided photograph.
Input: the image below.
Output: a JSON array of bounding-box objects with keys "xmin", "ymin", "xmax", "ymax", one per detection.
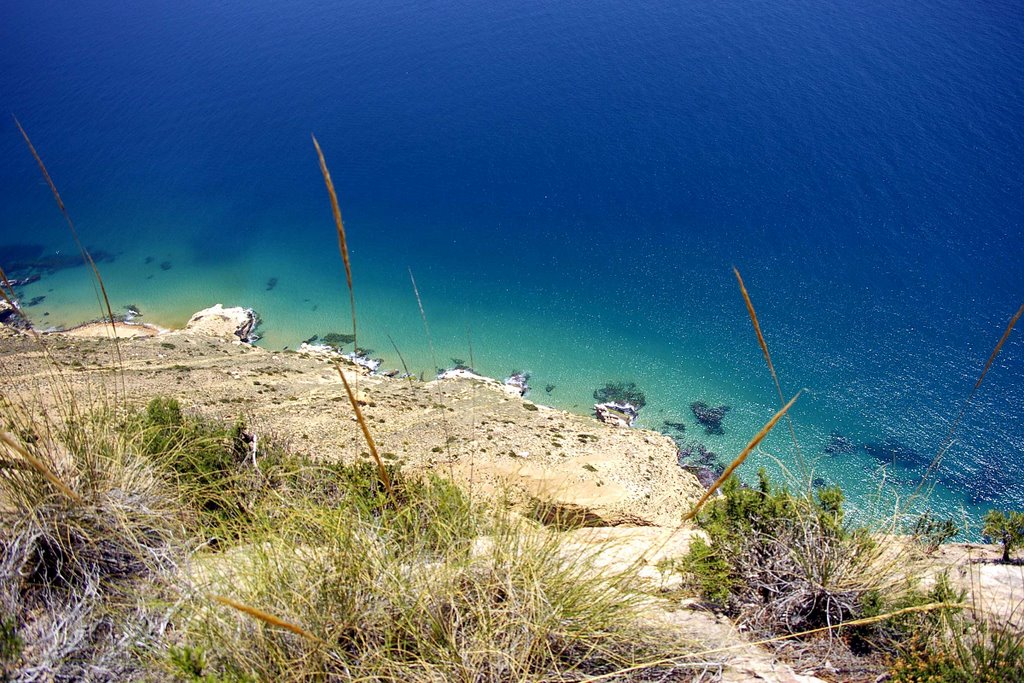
[
  {"xmin": 677, "ymin": 471, "xmax": 888, "ymax": 635},
  {"xmin": 981, "ymin": 509, "xmax": 1024, "ymax": 564},
  {"xmin": 853, "ymin": 573, "xmax": 963, "ymax": 654},
  {"xmin": 134, "ymin": 398, "xmax": 259, "ymax": 534},
  {"xmin": 0, "ymin": 614, "xmax": 22, "ymax": 674},
  {"xmin": 890, "ymin": 617, "xmax": 1024, "ymax": 683},
  {"xmin": 910, "ymin": 512, "xmax": 959, "ymax": 554},
  {"xmin": 671, "ymin": 536, "xmax": 732, "ymax": 605}
]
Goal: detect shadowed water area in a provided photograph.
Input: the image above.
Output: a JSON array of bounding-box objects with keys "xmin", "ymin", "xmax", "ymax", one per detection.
[{"xmin": 1, "ymin": 0, "xmax": 1022, "ymax": 525}]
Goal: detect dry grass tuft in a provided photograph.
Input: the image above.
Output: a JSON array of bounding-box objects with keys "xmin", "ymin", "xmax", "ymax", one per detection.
[{"xmin": 0, "ymin": 405, "xmax": 182, "ymax": 680}]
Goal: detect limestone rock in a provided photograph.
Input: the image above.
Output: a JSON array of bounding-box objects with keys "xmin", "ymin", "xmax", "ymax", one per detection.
[
  {"xmin": 185, "ymin": 304, "xmax": 260, "ymax": 342},
  {"xmin": 594, "ymin": 402, "xmax": 639, "ymax": 428},
  {"xmin": 504, "ymin": 371, "xmax": 530, "ymax": 397}
]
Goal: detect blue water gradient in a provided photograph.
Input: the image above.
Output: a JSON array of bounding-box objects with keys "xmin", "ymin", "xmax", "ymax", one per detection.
[{"xmin": 1, "ymin": 0, "xmax": 1022, "ymax": 524}]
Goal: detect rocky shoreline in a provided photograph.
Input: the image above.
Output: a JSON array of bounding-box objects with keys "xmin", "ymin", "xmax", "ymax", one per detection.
[{"xmin": 2, "ymin": 302, "xmax": 1022, "ymax": 683}]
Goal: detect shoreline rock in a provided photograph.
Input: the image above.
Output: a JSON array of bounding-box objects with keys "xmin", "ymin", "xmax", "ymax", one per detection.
[
  {"xmin": 185, "ymin": 304, "xmax": 260, "ymax": 343},
  {"xmin": 504, "ymin": 371, "xmax": 530, "ymax": 397},
  {"xmin": 594, "ymin": 401, "xmax": 639, "ymax": 428}
]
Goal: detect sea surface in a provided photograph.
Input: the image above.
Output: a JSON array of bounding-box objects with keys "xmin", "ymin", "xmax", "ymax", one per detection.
[{"xmin": 2, "ymin": 0, "xmax": 1022, "ymax": 529}]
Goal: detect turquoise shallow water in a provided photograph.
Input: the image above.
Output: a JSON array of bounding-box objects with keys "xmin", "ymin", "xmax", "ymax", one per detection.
[{"xmin": 2, "ymin": 0, "xmax": 1022, "ymax": 530}]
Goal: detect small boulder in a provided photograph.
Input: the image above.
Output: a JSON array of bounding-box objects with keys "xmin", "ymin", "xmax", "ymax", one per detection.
[{"xmin": 504, "ymin": 371, "xmax": 530, "ymax": 397}]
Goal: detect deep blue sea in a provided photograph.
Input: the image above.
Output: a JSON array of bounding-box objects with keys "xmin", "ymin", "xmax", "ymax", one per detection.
[{"xmin": 2, "ymin": 0, "xmax": 1022, "ymax": 528}]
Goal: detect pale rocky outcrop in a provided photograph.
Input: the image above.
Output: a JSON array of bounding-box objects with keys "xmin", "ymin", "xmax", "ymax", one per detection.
[
  {"xmin": 594, "ymin": 401, "xmax": 639, "ymax": 427},
  {"xmin": 185, "ymin": 304, "xmax": 259, "ymax": 342}
]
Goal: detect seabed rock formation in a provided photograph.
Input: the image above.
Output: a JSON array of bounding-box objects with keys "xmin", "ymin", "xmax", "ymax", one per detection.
[{"xmin": 691, "ymin": 400, "xmax": 731, "ymax": 435}]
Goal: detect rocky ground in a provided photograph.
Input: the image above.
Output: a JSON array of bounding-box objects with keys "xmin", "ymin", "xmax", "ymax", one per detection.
[{"xmin": 2, "ymin": 307, "xmax": 1021, "ymax": 682}]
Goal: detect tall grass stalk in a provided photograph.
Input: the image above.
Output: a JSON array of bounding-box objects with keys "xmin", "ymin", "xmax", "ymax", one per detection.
[
  {"xmin": 14, "ymin": 116, "xmax": 126, "ymax": 403},
  {"xmin": 913, "ymin": 301, "xmax": 1024, "ymax": 497},
  {"xmin": 211, "ymin": 594, "xmax": 322, "ymax": 642},
  {"xmin": 335, "ymin": 363, "xmax": 393, "ymax": 494},
  {"xmin": 312, "ymin": 134, "xmax": 359, "ymax": 358},
  {"xmin": 408, "ymin": 267, "xmax": 457, "ymax": 464},
  {"xmin": 732, "ymin": 266, "xmax": 806, "ymax": 478}
]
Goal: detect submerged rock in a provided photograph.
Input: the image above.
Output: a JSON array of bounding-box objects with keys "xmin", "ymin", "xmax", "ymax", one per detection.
[
  {"xmin": 662, "ymin": 420, "xmax": 687, "ymax": 434},
  {"xmin": 681, "ymin": 465, "xmax": 720, "ymax": 489},
  {"xmin": 185, "ymin": 304, "xmax": 260, "ymax": 343},
  {"xmin": 320, "ymin": 332, "xmax": 355, "ymax": 351},
  {"xmin": 504, "ymin": 371, "xmax": 530, "ymax": 397},
  {"xmin": 594, "ymin": 402, "xmax": 639, "ymax": 428},
  {"xmin": 676, "ymin": 441, "xmax": 726, "ymax": 476},
  {"xmin": 593, "ymin": 381, "xmax": 646, "ymax": 409},
  {"xmin": 863, "ymin": 439, "xmax": 930, "ymax": 469},
  {"xmin": 690, "ymin": 401, "xmax": 730, "ymax": 435},
  {"xmin": 823, "ymin": 431, "xmax": 855, "ymax": 456},
  {"xmin": 5, "ymin": 274, "xmax": 40, "ymax": 287}
]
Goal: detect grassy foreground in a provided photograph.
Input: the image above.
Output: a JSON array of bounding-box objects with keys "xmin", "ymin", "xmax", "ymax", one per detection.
[{"xmin": 1, "ymin": 392, "xmax": 705, "ymax": 682}]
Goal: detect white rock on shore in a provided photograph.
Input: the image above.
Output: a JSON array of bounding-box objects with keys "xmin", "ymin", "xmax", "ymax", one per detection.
[{"xmin": 185, "ymin": 304, "xmax": 259, "ymax": 342}]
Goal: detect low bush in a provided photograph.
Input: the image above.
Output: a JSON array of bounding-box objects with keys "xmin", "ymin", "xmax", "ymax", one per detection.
[{"xmin": 675, "ymin": 470, "xmax": 884, "ymax": 635}]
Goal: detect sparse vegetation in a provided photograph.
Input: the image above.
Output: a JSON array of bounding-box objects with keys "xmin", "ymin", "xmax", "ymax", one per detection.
[
  {"xmin": 0, "ymin": 396, "xmax": 701, "ymax": 681},
  {"xmin": 911, "ymin": 511, "xmax": 959, "ymax": 554},
  {"xmin": 662, "ymin": 469, "xmax": 969, "ymax": 676}
]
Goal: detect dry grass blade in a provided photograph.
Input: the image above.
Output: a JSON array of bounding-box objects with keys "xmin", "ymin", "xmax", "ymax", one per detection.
[
  {"xmin": 312, "ymin": 134, "xmax": 358, "ymax": 356},
  {"xmin": 971, "ymin": 302, "xmax": 1024, "ymax": 396},
  {"xmin": 682, "ymin": 391, "xmax": 801, "ymax": 522},
  {"xmin": 14, "ymin": 116, "xmax": 125, "ymax": 389},
  {"xmin": 408, "ymin": 267, "xmax": 439, "ymax": 373},
  {"xmin": 335, "ymin": 363, "xmax": 393, "ymax": 494},
  {"xmin": 387, "ymin": 332, "xmax": 412, "ymax": 382},
  {"xmin": 0, "ymin": 431, "xmax": 83, "ymax": 503},
  {"xmin": 211, "ymin": 594, "xmax": 321, "ymax": 643},
  {"xmin": 581, "ymin": 602, "xmax": 964, "ymax": 682},
  {"xmin": 915, "ymin": 301, "xmax": 1024, "ymax": 494},
  {"xmin": 733, "ymin": 266, "xmax": 805, "ymax": 475}
]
